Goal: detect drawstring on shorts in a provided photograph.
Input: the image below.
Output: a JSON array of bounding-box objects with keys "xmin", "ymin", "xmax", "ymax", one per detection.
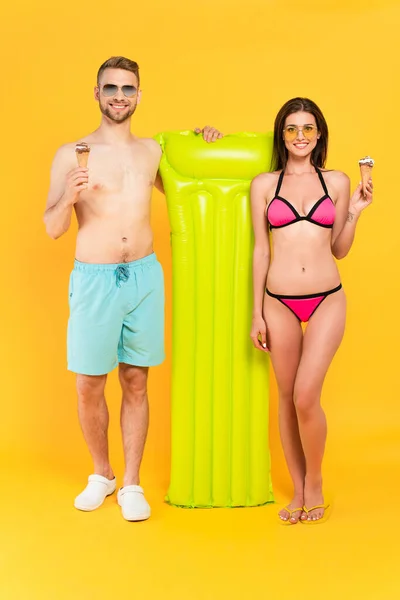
[{"xmin": 115, "ymin": 265, "xmax": 130, "ymax": 287}]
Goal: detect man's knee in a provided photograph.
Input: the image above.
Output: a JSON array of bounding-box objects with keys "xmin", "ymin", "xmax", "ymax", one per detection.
[
  {"xmin": 76, "ymin": 374, "xmax": 107, "ymax": 400},
  {"xmin": 119, "ymin": 364, "xmax": 148, "ymax": 401}
]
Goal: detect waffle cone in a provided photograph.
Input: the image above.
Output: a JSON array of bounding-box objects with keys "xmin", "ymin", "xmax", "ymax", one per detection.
[
  {"xmin": 360, "ymin": 163, "xmax": 372, "ymax": 196},
  {"xmin": 76, "ymin": 150, "xmax": 90, "ymax": 167}
]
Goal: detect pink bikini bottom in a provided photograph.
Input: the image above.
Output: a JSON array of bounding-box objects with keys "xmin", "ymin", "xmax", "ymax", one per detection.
[{"xmin": 266, "ymin": 284, "xmax": 342, "ymax": 323}]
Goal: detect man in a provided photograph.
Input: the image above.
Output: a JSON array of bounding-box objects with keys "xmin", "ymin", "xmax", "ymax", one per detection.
[{"xmin": 44, "ymin": 56, "xmax": 222, "ymax": 521}]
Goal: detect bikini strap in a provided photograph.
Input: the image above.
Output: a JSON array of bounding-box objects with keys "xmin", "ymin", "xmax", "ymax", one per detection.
[
  {"xmin": 316, "ymin": 167, "xmax": 329, "ymax": 197},
  {"xmin": 275, "ymin": 170, "xmax": 285, "ymax": 196}
]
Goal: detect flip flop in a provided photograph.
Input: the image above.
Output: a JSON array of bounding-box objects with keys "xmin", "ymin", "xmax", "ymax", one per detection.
[
  {"xmin": 278, "ymin": 506, "xmax": 303, "ymax": 526},
  {"xmin": 301, "ymin": 504, "xmax": 331, "ymax": 525}
]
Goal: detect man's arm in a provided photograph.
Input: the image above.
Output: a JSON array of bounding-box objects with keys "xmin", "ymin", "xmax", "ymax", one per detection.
[{"xmin": 43, "ymin": 146, "xmax": 88, "ymax": 240}]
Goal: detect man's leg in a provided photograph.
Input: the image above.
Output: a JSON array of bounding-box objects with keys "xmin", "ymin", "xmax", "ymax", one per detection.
[
  {"xmin": 68, "ymin": 263, "xmax": 123, "ymax": 511},
  {"xmin": 73, "ymin": 373, "xmax": 117, "ymax": 511},
  {"xmin": 76, "ymin": 373, "xmax": 114, "ymax": 480},
  {"xmin": 118, "ymin": 364, "xmax": 149, "ymax": 486},
  {"xmin": 115, "ymin": 255, "xmax": 165, "ymax": 521},
  {"xmin": 116, "ymin": 364, "xmax": 151, "ymax": 521}
]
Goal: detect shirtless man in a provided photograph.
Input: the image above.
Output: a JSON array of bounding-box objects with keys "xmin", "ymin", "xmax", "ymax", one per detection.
[{"xmin": 43, "ymin": 56, "xmax": 222, "ymax": 521}]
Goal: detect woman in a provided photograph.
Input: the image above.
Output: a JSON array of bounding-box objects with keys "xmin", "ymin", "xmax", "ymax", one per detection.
[{"xmin": 250, "ymin": 98, "xmax": 373, "ymax": 524}]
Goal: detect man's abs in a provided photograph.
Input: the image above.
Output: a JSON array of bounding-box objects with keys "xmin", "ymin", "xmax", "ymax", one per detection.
[{"xmin": 75, "ymin": 217, "xmax": 154, "ymax": 263}]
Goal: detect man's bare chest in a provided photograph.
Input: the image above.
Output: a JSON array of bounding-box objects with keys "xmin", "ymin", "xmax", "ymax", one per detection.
[{"xmin": 87, "ymin": 154, "xmax": 156, "ymax": 195}]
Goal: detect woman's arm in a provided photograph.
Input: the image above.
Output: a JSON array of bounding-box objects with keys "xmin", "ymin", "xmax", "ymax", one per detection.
[
  {"xmin": 250, "ymin": 174, "xmax": 272, "ymax": 351},
  {"xmin": 331, "ymin": 171, "xmax": 373, "ymax": 260}
]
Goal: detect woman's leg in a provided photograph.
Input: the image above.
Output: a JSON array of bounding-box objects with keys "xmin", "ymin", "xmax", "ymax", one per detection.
[
  {"xmin": 294, "ymin": 289, "xmax": 346, "ymax": 521},
  {"xmin": 264, "ymin": 294, "xmax": 304, "ymax": 522}
]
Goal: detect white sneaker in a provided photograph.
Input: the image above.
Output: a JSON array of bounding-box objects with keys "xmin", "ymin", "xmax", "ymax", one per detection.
[
  {"xmin": 74, "ymin": 474, "xmax": 116, "ymax": 511},
  {"xmin": 117, "ymin": 485, "xmax": 151, "ymax": 521}
]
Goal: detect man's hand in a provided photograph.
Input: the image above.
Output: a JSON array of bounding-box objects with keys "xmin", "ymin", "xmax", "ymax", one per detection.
[
  {"xmin": 194, "ymin": 126, "xmax": 224, "ymax": 143},
  {"xmin": 64, "ymin": 167, "xmax": 89, "ymax": 205}
]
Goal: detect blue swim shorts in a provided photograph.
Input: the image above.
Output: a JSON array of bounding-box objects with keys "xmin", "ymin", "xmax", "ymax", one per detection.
[{"xmin": 67, "ymin": 253, "xmax": 165, "ymax": 375}]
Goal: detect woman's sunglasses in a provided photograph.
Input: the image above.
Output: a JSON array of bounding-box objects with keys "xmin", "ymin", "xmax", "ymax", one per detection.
[{"xmin": 283, "ymin": 125, "xmax": 318, "ymax": 142}]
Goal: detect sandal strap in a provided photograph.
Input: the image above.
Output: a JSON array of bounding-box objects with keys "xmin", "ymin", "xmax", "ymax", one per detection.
[
  {"xmin": 303, "ymin": 504, "xmax": 328, "ymax": 513},
  {"xmin": 119, "ymin": 485, "xmax": 144, "ymax": 496},
  {"xmin": 285, "ymin": 506, "xmax": 302, "ymax": 515}
]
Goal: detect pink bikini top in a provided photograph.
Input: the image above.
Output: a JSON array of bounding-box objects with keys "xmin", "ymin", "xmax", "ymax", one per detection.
[{"xmin": 267, "ymin": 168, "xmax": 335, "ymax": 230}]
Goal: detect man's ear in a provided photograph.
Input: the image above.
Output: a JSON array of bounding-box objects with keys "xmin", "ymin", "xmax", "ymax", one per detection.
[{"xmin": 94, "ymin": 86, "xmax": 100, "ymax": 101}]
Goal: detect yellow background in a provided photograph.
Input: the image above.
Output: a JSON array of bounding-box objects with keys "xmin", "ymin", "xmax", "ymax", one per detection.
[{"xmin": 1, "ymin": 0, "xmax": 399, "ymax": 598}]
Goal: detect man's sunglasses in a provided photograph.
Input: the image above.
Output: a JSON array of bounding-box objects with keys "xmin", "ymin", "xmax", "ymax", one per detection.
[{"xmin": 101, "ymin": 84, "xmax": 138, "ymax": 98}]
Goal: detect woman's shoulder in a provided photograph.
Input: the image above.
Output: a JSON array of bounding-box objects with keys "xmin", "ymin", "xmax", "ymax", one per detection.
[
  {"xmin": 251, "ymin": 171, "xmax": 281, "ymax": 201},
  {"xmin": 321, "ymin": 169, "xmax": 350, "ymax": 186},
  {"xmin": 251, "ymin": 170, "xmax": 281, "ymax": 187}
]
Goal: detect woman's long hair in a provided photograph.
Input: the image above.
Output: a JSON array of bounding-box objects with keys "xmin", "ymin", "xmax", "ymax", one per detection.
[{"xmin": 271, "ymin": 97, "xmax": 328, "ymax": 172}]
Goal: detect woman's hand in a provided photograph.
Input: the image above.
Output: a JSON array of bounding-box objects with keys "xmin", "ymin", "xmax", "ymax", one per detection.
[
  {"xmin": 250, "ymin": 315, "xmax": 270, "ymax": 353},
  {"xmin": 349, "ymin": 178, "xmax": 373, "ymax": 216}
]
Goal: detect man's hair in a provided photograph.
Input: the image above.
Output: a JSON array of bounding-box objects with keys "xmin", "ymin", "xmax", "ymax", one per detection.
[{"xmin": 97, "ymin": 56, "xmax": 140, "ymax": 87}]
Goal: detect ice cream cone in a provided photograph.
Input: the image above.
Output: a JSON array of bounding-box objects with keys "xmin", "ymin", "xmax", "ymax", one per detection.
[
  {"xmin": 76, "ymin": 151, "xmax": 90, "ymax": 167},
  {"xmin": 75, "ymin": 142, "xmax": 91, "ymax": 167},
  {"xmin": 358, "ymin": 156, "xmax": 374, "ymax": 197}
]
